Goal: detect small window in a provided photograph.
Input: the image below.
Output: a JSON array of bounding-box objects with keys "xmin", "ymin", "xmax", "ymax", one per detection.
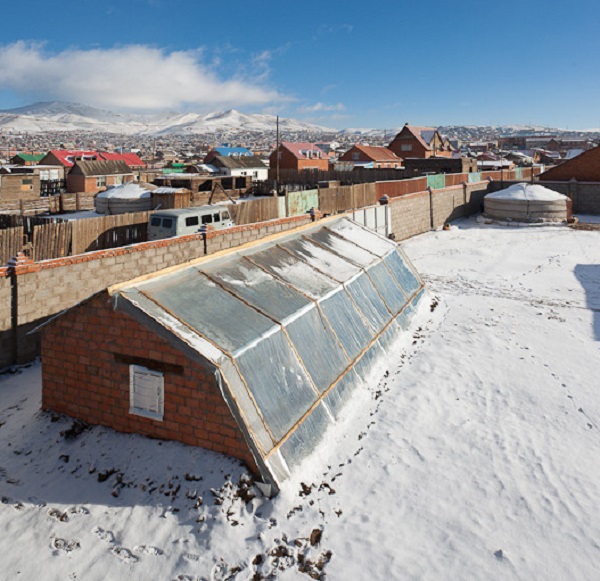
[
  {"xmin": 96, "ymin": 176, "xmax": 107, "ymax": 187},
  {"xmin": 401, "ymin": 144, "xmax": 412, "ymax": 152},
  {"xmin": 213, "ymin": 213, "xmax": 220, "ymax": 222},
  {"xmin": 162, "ymin": 218, "xmax": 173, "ymax": 229},
  {"xmin": 185, "ymin": 216, "xmax": 199, "ymax": 227},
  {"xmin": 221, "ymin": 211, "xmax": 230, "ymax": 221},
  {"xmin": 352, "ymin": 153, "xmax": 360, "ymax": 160},
  {"xmin": 151, "ymin": 217, "xmax": 161, "ymax": 227},
  {"xmin": 201, "ymin": 214, "xmax": 213, "ymax": 224},
  {"xmin": 129, "ymin": 365, "xmax": 164, "ymax": 421},
  {"xmin": 22, "ymin": 178, "xmax": 33, "ymax": 185}
]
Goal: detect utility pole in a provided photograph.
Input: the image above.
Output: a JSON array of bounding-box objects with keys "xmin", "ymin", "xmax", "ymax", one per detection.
[{"xmin": 275, "ymin": 115, "xmax": 280, "ymax": 197}]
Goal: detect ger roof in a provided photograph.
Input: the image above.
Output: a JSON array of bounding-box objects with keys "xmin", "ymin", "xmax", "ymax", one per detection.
[{"xmin": 110, "ymin": 217, "xmax": 424, "ymax": 490}]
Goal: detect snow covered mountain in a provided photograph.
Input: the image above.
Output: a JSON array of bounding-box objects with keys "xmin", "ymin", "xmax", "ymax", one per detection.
[{"xmin": 0, "ymin": 102, "xmax": 336, "ymax": 135}]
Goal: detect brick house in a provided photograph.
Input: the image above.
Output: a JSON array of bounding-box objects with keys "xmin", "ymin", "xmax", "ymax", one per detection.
[
  {"xmin": 338, "ymin": 145, "xmax": 403, "ymax": 168},
  {"xmin": 269, "ymin": 142, "xmax": 330, "ymax": 172},
  {"xmin": 66, "ymin": 160, "xmax": 135, "ymax": 193},
  {"xmin": 40, "ymin": 217, "xmax": 424, "ymax": 491},
  {"xmin": 539, "ymin": 145, "xmax": 600, "ymax": 182},
  {"xmin": 40, "ymin": 150, "xmax": 146, "ymax": 170},
  {"xmin": 388, "ymin": 123, "xmax": 453, "ymax": 159},
  {"xmin": 10, "ymin": 153, "xmax": 45, "ymax": 166}
]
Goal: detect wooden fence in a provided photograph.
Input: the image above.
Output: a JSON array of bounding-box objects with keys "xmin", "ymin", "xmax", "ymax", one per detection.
[
  {"xmin": 228, "ymin": 198, "xmax": 281, "ymax": 225},
  {"xmin": 0, "ymin": 226, "xmax": 24, "ymax": 265},
  {"xmin": 32, "ymin": 222, "xmax": 73, "ymax": 261},
  {"xmin": 0, "ymin": 192, "xmax": 96, "ymax": 216},
  {"xmin": 319, "ymin": 183, "xmax": 378, "ymax": 215}
]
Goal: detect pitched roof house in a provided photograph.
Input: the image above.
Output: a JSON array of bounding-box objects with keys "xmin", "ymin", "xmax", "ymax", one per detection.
[
  {"xmin": 40, "ymin": 150, "xmax": 146, "ymax": 170},
  {"xmin": 204, "ymin": 147, "xmax": 253, "ymax": 164},
  {"xmin": 269, "ymin": 142, "xmax": 330, "ymax": 172},
  {"xmin": 40, "ymin": 217, "xmax": 425, "ymax": 492},
  {"xmin": 388, "ymin": 124, "xmax": 453, "ymax": 159},
  {"xmin": 210, "ymin": 155, "xmax": 268, "ymax": 181},
  {"xmin": 66, "ymin": 160, "xmax": 135, "ymax": 193},
  {"xmin": 538, "ymin": 145, "xmax": 600, "ymax": 182},
  {"xmin": 338, "ymin": 145, "xmax": 403, "ymax": 168}
]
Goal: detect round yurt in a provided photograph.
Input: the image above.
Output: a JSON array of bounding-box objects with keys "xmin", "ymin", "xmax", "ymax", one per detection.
[
  {"xmin": 484, "ymin": 183, "xmax": 570, "ymax": 223},
  {"xmin": 95, "ymin": 183, "xmax": 157, "ymax": 215}
]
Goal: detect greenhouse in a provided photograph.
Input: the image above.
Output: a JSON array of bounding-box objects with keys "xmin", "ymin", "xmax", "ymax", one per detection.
[{"xmin": 111, "ymin": 217, "xmax": 425, "ymax": 489}]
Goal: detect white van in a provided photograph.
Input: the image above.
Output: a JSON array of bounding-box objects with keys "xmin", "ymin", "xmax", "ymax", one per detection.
[{"xmin": 148, "ymin": 206, "xmax": 234, "ymax": 240}]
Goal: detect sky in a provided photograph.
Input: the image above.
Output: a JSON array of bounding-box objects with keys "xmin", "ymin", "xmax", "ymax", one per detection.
[{"xmin": 0, "ymin": 0, "xmax": 599, "ymax": 130}]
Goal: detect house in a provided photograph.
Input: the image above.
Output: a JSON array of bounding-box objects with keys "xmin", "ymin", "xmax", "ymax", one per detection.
[
  {"xmin": 66, "ymin": 160, "xmax": 135, "ymax": 193},
  {"xmin": 337, "ymin": 145, "xmax": 403, "ymax": 169},
  {"xmin": 40, "ymin": 150, "xmax": 146, "ymax": 170},
  {"xmin": 40, "ymin": 217, "xmax": 424, "ymax": 492},
  {"xmin": 388, "ymin": 124, "xmax": 453, "ymax": 159},
  {"xmin": 0, "ymin": 169, "xmax": 40, "ymax": 202},
  {"xmin": 210, "ymin": 155, "xmax": 268, "ymax": 181},
  {"xmin": 99, "ymin": 152, "xmax": 147, "ymax": 170},
  {"xmin": 0, "ymin": 165, "xmax": 65, "ymax": 197},
  {"xmin": 10, "ymin": 153, "xmax": 45, "ymax": 166},
  {"xmin": 204, "ymin": 147, "xmax": 253, "ymax": 164},
  {"xmin": 539, "ymin": 145, "xmax": 600, "ymax": 182},
  {"xmin": 269, "ymin": 142, "xmax": 330, "ymax": 172}
]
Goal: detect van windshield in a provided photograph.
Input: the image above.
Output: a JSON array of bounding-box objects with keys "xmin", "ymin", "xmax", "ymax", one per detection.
[
  {"xmin": 151, "ymin": 217, "xmax": 161, "ymax": 227},
  {"xmin": 162, "ymin": 218, "xmax": 173, "ymax": 228}
]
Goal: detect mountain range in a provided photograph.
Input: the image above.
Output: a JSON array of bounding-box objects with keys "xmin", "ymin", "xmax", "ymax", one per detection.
[{"xmin": 0, "ymin": 102, "xmax": 337, "ymax": 135}]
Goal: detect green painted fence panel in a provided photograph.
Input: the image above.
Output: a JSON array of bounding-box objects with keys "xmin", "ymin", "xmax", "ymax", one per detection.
[
  {"xmin": 426, "ymin": 174, "xmax": 446, "ymax": 190},
  {"xmin": 468, "ymin": 172, "xmax": 482, "ymax": 183},
  {"xmin": 287, "ymin": 189, "xmax": 319, "ymax": 217},
  {"xmin": 514, "ymin": 167, "xmax": 523, "ymax": 180},
  {"xmin": 278, "ymin": 195, "xmax": 286, "ymax": 218}
]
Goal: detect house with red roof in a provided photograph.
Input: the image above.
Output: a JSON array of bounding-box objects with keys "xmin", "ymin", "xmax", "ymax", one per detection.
[
  {"xmin": 388, "ymin": 124, "xmax": 453, "ymax": 159},
  {"xmin": 338, "ymin": 145, "xmax": 403, "ymax": 169},
  {"xmin": 269, "ymin": 142, "xmax": 330, "ymax": 172},
  {"xmin": 40, "ymin": 150, "xmax": 146, "ymax": 170}
]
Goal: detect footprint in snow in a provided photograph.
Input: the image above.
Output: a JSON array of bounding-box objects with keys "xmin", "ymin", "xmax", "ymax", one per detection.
[
  {"xmin": 92, "ymin": 527, "xmax": 115, "ymax": 544},
  {"xmin": 183, "ymin": 552, "xmax": 200, "ymax": 562},
  {"xmin": 135, "ymin": 545, "xmax": 163, "ymax": 556},
  {"xmin": 110, "ymin": 547, "xmax": 139, "ymax": 564},
  {"xmin": 52, "ymin": 538, "xmax": 81, "ymax": 553}
]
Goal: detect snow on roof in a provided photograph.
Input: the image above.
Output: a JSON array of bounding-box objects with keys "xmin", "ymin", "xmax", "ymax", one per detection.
[
  {"xmin": 96, "ymin": 183, "xmax": 151, "ymax": 199},
  {"xmin": 486, "ymin": 182, "xmax": 568, "ymax": 202}
]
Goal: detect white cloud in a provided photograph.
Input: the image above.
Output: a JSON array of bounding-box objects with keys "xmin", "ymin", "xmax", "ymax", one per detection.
[
  {"xmin": 297, "ymin": 102, "xmax": 346, "ymax": 113},
  {"xmin": 0, "ymin": 42, "xmax": 283, "ymax": 111}
]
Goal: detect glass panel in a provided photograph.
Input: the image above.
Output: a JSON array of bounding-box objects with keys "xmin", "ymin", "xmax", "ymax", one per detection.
[
  {"xmin": 324, "ymin": 369, "xmax": 364, "ymax": 420},
  {"xmin": 319, "ymin": 288, "xmax": 373, "ymax": 361},
  {"xmin": 141, "ymin": 269, "xmax": 275, "ymax": 354},
  {"xmin": 278, "ymin": 403, "xmax": 332, "ymax": 470},
  {"xmin": 384, "ymin": 250, "xmax": 421, "ymax": 296},
  {"xmin": 203, "ymin": 258, "xmax": 310, "ymax": 322},
  {"xmin": 249, "ymin": 246, "xmax": 338, "ymax": 299},
  {"xmin": 305, "ymin": 229, "xmax": 379, "ymax": 268},
  {"xmin": 234, "ymin": 328, "xmax": 317, "ymax": 442},
  {"xmin": 367, "ymin": 262, "xmax": 408, "ymax": 313},
  {"xmin": 377, "ymin": 320, "xmax": 402, "ymax": 354},
  {"xmin": 265, "ymin": 450, "xmax": 291, "ymax": 484},
  {"xmin": 219, "ymin": 358, "xmax": 274, "ymax": 454},
  {"xmin": 353, "ymin": 340, "xmax": 387, "ymax": 384},
  {"xmin": 327, "ymin": 220, "xmax": 396, "ymax": 257},
  {"xmin": 346, "ymin": 273, "xmax": 391, "ymax": 333},
  {"xmin": 281, "ymin": 237, "xmax": 361, "ymax": 283},
  {"xmin": 285, "ymin": 305, "xmax": 349, "ymax": 392},
  {"xmin": 396, "ymin": 304, "xmax": 415, "ymax": 330}
]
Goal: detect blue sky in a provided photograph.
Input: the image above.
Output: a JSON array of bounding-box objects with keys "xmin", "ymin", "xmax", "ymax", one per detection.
[{"xmin": 0, "ymin": 0, "xmax": 598, "ymax": 129}]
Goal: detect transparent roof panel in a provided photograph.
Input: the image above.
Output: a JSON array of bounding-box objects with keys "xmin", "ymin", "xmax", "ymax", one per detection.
[
  {"xmin": 323, "ymin": 369, "xmax": 364, "ymax": 420},
  {"xmin": 367, "ymin": 262, "xmax": 408, "ymax": 313},
  {"xmin": 319, "ymin": 288, "xmax": 374, "ymax": 361},
  {"xmin": 326, "ymin": 220, "xmax": 396, "ymax": 257},
  {"xmin": 281, "ymin": 237, "xmax": 362, "ymax": 283},
  {"xmin": 278, "ymin": 402, "xmax": 332, "ymax": 471},
  {"xmin": 249, "ymin": 246, "xmax": 338, "ymax": 299},
  {"xmin": 385, "ymin": 249, "xmax": 421, "ymax": 296},
  {"xmin": 203, "ymin": 258, "xmax": 310, "ymax": 322},
  {"xmin": 346, "ymin": 273, "xmax": 392, "ymax": 333},
  {"xmin": 141, "ymin": 269, "xmax": 275, "ymax": 354},
  {"xmin": 234, "ymin": 327, "xmax": 317, "ymax": 442},
  {"xmin": 284, "ymin": 305, "xmax": 350, "ymax": 392},
  {"xmin": 305, "ymin": 229, "xmax": 379, "ymax": 268}
]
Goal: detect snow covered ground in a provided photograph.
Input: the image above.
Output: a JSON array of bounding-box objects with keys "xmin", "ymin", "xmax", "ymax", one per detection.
[{"xmin": 1, "ymin": 217, "xmax": 599, "ymax": 580}]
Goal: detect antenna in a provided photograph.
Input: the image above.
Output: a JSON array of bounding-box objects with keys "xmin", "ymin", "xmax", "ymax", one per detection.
[{"xmin": 275, "ymin": 115, "xmax": 280, "ymax": 196}]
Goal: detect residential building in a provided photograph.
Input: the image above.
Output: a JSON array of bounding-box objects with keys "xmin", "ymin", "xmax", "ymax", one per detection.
[
  {"xmin": 539, "ymin": 145, "xmax": 600, "ymax": 182},
  {"xmin": 337, "ymin": 145, "xmax": 403, "ymax": 169},
  {"xmin": 210, "ymin": 155, "xmax": 268, "ymax": 181},
  {"xmin": 66, "ymin": 160, "xmax": 135, "ymax": 193},
  {"xmin": 10, "ymin": 153, "xmax": 45, "ymax": 166},
  {"xmin": 388, "ymin": 124, "xmax": 453, "ymax": 159},
  {"xmin": 269, "ymin": 142, "xmax": 330, "ymax": 172},
  {"xmin": 204, "ymin": 147, "xmax": 253, "ymax": 164}
]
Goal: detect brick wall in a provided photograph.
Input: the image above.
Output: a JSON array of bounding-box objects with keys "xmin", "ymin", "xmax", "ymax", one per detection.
[
  {"xmin": 3, "ymin": 214, "xmax": 312, "ymax": 367},
  {"xmin": 390, "ymin": 181, "xmax": 489, "ymax": 241},
  {"xmin": 41, "ymin": 292, "xmax": 258, "ymax": 472}
]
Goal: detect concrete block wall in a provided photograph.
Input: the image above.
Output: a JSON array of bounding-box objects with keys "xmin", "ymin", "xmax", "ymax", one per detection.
[
  {"xmin": 390, "ymin": 191, "xmax": 431, "ymax": 241},
  {"xmin": 0, "ymin": 268, "xmax": 12, "ymax": 364},
  {"xmin": 3, "ymin": 214, "xmax": 311, "ymax": 367},
  {"xmin": 42, "ymin": 292, "xmax": 258, "ymax": 472}
]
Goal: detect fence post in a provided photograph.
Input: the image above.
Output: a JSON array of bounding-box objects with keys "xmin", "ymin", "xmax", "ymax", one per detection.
[{"xmin": 428, "ymin": 187, "xmax": 434, "ymax": 229}]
